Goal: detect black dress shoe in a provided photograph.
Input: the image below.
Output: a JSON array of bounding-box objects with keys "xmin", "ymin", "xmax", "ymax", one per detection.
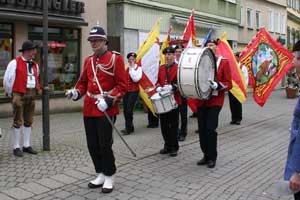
[
  {"xmin": 230, "ymin": 121, "xmax": 236, "ymax": 125},
  {"xmin": 207, "ymin": 160, "xmax": 216, "ymax": 168},
  {"xmin": 121, "ymin": 129, "xmax": 131, "ymax": 135},
  {"xmin": 197, "ymin": 158, "xmax": 208, "ymax": 165},
  {"xmin": 13, "ymin": 148, "xmax": 23, "ymax": 157},
  {"xmin": 22, "ymin": 146, "xmax": 38, "ymax": 154},
  {"xmin": 159, "ymin": 148, "xmax": 170, "ymax": 154},
  {"xmin": 235, "ymin": 121, "xmax": 241, "ymax": 125},
  {"xmin": 88, "ymin": 182, "xmax": 103, "ymax": 189},
  {"xmin": 169, "ymin": 151, "xmax": 178, "ymax": 157},
  {"xmin": 195, "ymin": 129, "xmax": 199, "ymax": 133},
  {"xmin": 178, "ymin": 135, "xmax": 186, "ymax": 142},
  {"xmin": 102, "ymin": 187, "xmax": 113, "ymax": 193}
]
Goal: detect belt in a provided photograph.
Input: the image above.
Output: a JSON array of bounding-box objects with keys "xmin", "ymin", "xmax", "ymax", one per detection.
[{"xmin": 87, "ymin": 91, "xmax": 102, "ymax": 99}]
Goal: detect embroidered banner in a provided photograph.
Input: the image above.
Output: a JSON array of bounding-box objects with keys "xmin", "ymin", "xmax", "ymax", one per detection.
[{"xmin": 240, "ymin": 28, "xmax": 294, "ymax": 106}]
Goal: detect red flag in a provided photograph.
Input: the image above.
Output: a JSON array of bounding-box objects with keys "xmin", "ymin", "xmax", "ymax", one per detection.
[
  {"xmin": 182, "ymin": 9, "xmax": 197, "ymax": 48},
  {"xmin": 240, "ymin": 28, "xmax": 294, "ymax": 106},
  {"xmin": 217, "ymin": 32, "xmax": 247, "ymax": 103}
]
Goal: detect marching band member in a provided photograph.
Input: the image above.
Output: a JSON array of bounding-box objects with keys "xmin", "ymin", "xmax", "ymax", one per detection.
[
  {"xmin": 156, "ymin": 46, "xmax": 181, "ymax": 157},
  {"xmin": 66, "ymin": 24, "xmax": 127, "ymax": 193},
  {"xmin": 174, "ymin": 44, "xmax": 188, "ymax": 141},
  {"xmin": 228, "ymin": 52, "xmax": 249, "ymax": 125},
  {"xmin": 196, "ymin": 39, "xmax": 232, "ymax": 168},
  {"xmin": 121, "ymin": 52, "xmax": 142, "ymax": 135},
  {"xmin": 3, "ymin": 40, "xmax": 40, "ymax": 157}
]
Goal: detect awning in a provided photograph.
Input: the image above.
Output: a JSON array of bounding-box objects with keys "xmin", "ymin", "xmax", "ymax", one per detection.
[
  {"xmin": 0, "ymin": 8, "xmax": 88, "ymax": 27},
  {"xmin": 171, "ymin": 15, "xmax": 222, "ymax": 30}
]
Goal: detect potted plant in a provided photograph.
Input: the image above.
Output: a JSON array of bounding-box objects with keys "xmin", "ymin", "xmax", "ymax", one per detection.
[{"xmin": 286, "ymin": 69, "xmax": 299, "ymax": 98}]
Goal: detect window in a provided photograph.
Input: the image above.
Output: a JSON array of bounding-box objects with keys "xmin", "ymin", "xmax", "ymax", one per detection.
[
  {"xmin": 29, "ymin": 26, "xmax": 80, "ymax": 94},
  {"xmin": 247, "ymin": 8, "xmax": 253, "ymax": 28},
  {"xmin": 240, "ymin": 6, "xmax": 245, "ymax": 26},
  {"xmin": 268, "ymin": 10, "xmax": 274, "ymax": 32},
  {"xmin": 288, "ymin": 0, "xmax": 292, "ymax": 7},
  {"xmin": 274, "ymin": 13, "xmax": 280, "ymax": 33},
  {"xmin": 281, "ymin": 14, "xmax": 286, "ymax": 34},
  {"xmin": 255, "ymin": 10, "xmax": 261, "ymax": 29},
  {"xmin": 287, "ymin": 26, "xmax": 291, "ymax": 45},
  {"xmin": 0, "ymin": 23, "xmax": 13, "ymax": 98}
]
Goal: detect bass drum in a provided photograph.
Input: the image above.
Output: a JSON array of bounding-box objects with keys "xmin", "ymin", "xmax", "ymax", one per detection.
[{"xmin": 177, "ymin": 47, "xmax": 216, "ymax": 100}]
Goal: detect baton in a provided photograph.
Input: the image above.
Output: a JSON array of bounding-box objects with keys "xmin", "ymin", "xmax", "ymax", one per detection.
[{"xmin": 103, "ymin": 111, "xmax": 137, "ymax": 157}]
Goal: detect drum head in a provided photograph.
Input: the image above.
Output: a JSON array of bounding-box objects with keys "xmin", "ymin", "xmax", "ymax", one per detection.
[{"xmin": 196, "ymin": 48, "xmax": 216, "ymax": 100}]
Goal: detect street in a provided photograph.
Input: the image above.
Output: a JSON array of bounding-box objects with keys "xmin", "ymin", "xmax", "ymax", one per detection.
[{"xmin": 0, "ymin": 89, "xmax": 298, "ymax": 200}]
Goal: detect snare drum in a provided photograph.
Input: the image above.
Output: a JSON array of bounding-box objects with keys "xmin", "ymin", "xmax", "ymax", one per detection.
[
  {"xmin": 177, "ymin": 47, "xmax": 216, "ymax": 100},
  {"xmin": 150, "ymin": 91, "xmax": 178, "ymax": 114}
]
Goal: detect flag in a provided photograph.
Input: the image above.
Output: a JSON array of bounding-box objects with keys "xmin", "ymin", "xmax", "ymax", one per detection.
[
  {"xmin": 181, "ymin": 9, "xmax": 198, "ymax": 112},
  {"xmin": 216, "ymin": 32, "xmax": 247, "ymax": 103},
  {"xmin": 160, "ymin": 26, "xmax": 172, "ymax": 65},
  {"xmin": 202, "ymin": 29, "xmax": 213, "ymax": 47},
  {"xmin": 136, "ymin": 18, "xmax": 161, "ymax": 115},
  {"xmin": 240, "ymin": 27, "xmax": 294, "ymax": 106},
  {"xmin": 182, "ymin": 9, "xmax": 197, "ymax": 48}
]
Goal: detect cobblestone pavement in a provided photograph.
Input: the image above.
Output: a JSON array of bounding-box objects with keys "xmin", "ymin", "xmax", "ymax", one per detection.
[{"xmin": 0, "ymin": 90, "xmax": 298, "ymax": 199}]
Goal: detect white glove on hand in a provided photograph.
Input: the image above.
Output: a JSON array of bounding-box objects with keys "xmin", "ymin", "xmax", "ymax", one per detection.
[
  {"xmin": 208, "ymin": 80, "xmax": 218, "ymax": 90},
  {"xmin": 65, "ymin": 89, "xmax": 78, "ymax": 100},
  {"xmin": 163, "ymin": 84, "xmax": 173, "ymax": 92},
  {"xmin": 156, "ymin": 86, "xmax": 163, "ymax": 92},
  {"xmin": 95, "ymin": 98, "xmax": 108, "ymax": 112}
]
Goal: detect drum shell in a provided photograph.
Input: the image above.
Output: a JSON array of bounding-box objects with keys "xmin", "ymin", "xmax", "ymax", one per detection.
[
  {"xmin": 177, "ymin": 47, "xmax": 216, "ymax": 100},
  {"xmin": 150, "ymin": 92, "xmax": 178, "ymax": 114}
]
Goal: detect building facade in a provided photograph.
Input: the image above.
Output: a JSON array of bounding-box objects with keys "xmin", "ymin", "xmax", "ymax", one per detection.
[
  {"xmin": 287, "ymin": 0, "xmax": 300, "ymax": 50},
  {"xmin": 238, "ymin": 0, "xmax": 287, "ymax": 50},
  {"xmin": 107, "ymin": 0, "xmax": 240, "ymax": 56},
  {"xmin": 0, "ymin": 0, "xmax": 106, "ymax": 111}
]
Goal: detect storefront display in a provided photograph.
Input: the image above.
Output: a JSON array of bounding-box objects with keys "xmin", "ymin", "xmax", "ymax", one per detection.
[
  {"xmin": 29, "ymin": 26, "xmax": 80, "ymax": 95},
  {"xmin": 0, "ymin": 24, "xmax": 13, "ymax": 98}
]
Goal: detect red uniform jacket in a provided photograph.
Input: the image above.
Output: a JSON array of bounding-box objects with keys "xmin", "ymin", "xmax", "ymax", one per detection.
[
  {"xmin": 126, "ymin": 65, "xmax": 139, "ymax": 92},
  {"xmin": 75, "ymin": 51, "xmax": 127, "ymax": 117},
  {"xmin": 196, "ymin": 57, "xmax": 232, "ymax": 107},
  {"xmin": 156, "ymin": 63, "xmax": 182, "ymax": 105},
  {"xmin": 12, "ymin": 56, "xmax": 40, "ymax": 94}
]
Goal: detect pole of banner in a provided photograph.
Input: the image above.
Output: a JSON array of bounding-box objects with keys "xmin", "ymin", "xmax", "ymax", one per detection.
[{"xmin": 42, "ymin": 0, "xmax": 50, "ymax": 151}]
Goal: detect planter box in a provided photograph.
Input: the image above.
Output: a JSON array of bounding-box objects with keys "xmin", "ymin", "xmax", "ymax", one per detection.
[{"xmin": 286, "ymin": 87, "xmax": 298, "ymax": 98}]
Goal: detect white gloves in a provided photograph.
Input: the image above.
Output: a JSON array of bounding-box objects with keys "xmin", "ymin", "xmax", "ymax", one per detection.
[
  {"xmin": 65, "ymin": 89, "xmax": 79, "ymax": 100},
  {"xmin": 95, "ymin": 98, "xmax": 108, "ymax": 112},
  {"xmin": 208, "ymin": 79, "xmax": 218, "ymax": 90},
  {"xmin": 163, "ymin": 84, "xmax": 173, "ymax": 92},
  {"xmin": 156, "ymin": 85, "xmax": 172, "ymax": 93},
  {"xmin": 156, "ymin": 86, "xmax": 163, "ymax": 92}
]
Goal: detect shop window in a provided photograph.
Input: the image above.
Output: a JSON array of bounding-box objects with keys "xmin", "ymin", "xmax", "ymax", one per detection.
[
  {"xmin": 0, "ymin": 23, "xmax": 13, "ymax": 98},
  {"xmin": 28, "ymin": 26, "xmax": 80, "ymax": 95}
]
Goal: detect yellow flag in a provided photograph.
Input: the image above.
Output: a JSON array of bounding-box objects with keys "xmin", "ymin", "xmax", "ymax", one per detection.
[
  {"xmin": 136, "ymin": 18, "xmax": 161, "ymax": 115},
  {"xmin": 160, "ymin": 26, "xmax": 172, "ymax": 65}
]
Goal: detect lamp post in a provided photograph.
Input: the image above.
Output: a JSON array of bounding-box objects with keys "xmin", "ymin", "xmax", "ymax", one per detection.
[{"xmin": 42, "ymin": 0, "xmax": 50, "ymax": 151}]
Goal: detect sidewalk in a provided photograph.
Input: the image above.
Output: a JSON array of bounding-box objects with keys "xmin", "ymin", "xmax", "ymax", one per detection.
[{"xmin": 0, "ymin": 90, "xmax": 297, "ymax": 200}]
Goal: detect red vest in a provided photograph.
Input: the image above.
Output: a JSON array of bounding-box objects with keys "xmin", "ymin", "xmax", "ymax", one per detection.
[{"xmin": 12, "ymin": 56, "xmax": 40, "ymax": 94}]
